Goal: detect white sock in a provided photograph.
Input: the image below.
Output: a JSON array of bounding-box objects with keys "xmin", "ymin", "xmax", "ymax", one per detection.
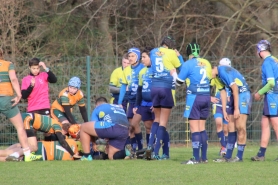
[
  {"xmin": 23, "ymin": 148, "xmax": 31, "ymax": 156},
  {"xmin": 9, "ymin": 152, "xmax": 20, "ymax": 158}
]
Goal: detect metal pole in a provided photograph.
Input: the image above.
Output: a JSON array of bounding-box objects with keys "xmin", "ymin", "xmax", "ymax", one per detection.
[{"xmin": 86, "ymin": 56, "xmax": 91, "ymax": 121}]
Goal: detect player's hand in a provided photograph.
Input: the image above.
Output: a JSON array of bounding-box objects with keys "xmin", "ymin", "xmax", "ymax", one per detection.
[
  {"xmin": 150, "ymin": 106, "xmax": 154, "ymax": 112},
  {"xmin": 223, "ymin": 111, "xmax": 229, "ymax": 122},
  {"xmin": 234, "ymin": 108, "xmax": 240, "ymax": 119},
  {"xmin": 30, "ymin": 77, "xmax": 35, "ymax": 87},
  {"xmin": 254, "ymin": 92, "xmax": 261, "ymax": 101},
  {"xmin": 118, "ymin": 104, "xmax": 123, "ymax": 108},
  {"xmin": 175, "ymin": 49, "xmax": 180, "ymax": 56},
  {"xmin": 93, "ymin": 144, "xmax": 98, "ymax": 152},
  {"xmin": 39, "ymin": 62, "xmax": 47, "ymax": 70},
  {"xmin": 11, "ymin": 96, "xmax": 21, "ymax": 106},
  {"xmin": 211, "ymin": 96, "xmax": 219, "ymax": 103},
  {"xmin": 133, "ymin": 107, "xmax": 138, "ymax": 115}
]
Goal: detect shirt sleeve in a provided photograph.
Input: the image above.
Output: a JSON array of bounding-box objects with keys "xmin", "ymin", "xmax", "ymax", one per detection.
[
  {"xmin": 21, "ymin": 77, "xmax": 29, "ymax": 90},
  {"xmin": 109, "ymin": 68, "xmax": 119, "ymax": 87},
  {"xmin": 262, "ymin": 59, "xmax": 274, "ymax": 81},
  {"xmin": 177, "ymin": 62, "xmax": 189, "ymax": 82},
  {"xmin": 120, "ymin": 68, "xmax": 128, "ymax": 85},
  {"xmin": 90, "ymin": 108, "xmax": 99, "ymax": 121}
]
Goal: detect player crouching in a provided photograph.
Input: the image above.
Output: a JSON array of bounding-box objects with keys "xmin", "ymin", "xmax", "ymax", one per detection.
[{"xmin": 79, "ymin": 97, "xmax": 131, "ymax": 160}]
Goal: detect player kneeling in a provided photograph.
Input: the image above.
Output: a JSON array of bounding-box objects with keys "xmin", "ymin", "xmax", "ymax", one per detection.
[{"xmin": 79, "ymin": 97, "xmax": 130, "ymax": 160}]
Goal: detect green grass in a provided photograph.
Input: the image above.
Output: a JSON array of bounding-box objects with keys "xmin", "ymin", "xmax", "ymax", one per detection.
[{"xmin": 1, "ymin": 145, "xmax": 277, "ymax": 185}]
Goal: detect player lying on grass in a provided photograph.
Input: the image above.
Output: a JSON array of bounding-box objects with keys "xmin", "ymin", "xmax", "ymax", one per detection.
[{"xmin": 1, "ymin": 113, "xmax": 76, "ymax": 161}]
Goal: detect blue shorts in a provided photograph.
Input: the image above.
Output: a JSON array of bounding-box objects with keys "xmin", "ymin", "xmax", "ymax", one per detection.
[
  {"xmin": 228, "ymin": 91, "xmax": 252, "ymax": 115},
  {"xmin": 126, "ymin": 102, "xmax": 135, "ymax": 119},
  {"xmin": 137, "ymin": 106, "xmax": 154, "ymax": 121},
  {"xmin": 151, "ymin": 87, "xmax": 174, "ymax": 108},
  {"xmin": 94, "ymin": 122, "xmax": 129, "ymax": 150},
  {"xmin": 212, "ymin": 105, "xmax": 228, "ymax": 124},
  {"xmin": 184, "ymin": 94, "xmax": 210, "ymax": 120},
  {"xmin": 263, "ymin": 93, "xmax": 278, "ymax": 117}
]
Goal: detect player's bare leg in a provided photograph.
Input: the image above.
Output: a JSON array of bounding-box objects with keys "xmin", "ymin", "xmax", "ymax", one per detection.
[
  {"xmin": 8, "ymin": 113, "xmax": 41, "ymax": 161},
  {"xmin": 80, "ymin": 121, "xmax": 96, "ymax": 161},
  {"xmin": 107, "ymin": 145, "xmax": 120, "ymax": 160},
  {"xmin": 132, "ymin": 114, "xmax": 143, "ymax": 150}
]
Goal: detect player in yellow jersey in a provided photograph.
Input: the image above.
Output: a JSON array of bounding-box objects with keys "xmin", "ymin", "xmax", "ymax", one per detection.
[
  {"xmin": 0, "ymin": 48, "xmax": 41, "ymax": 162},
  {"xmin": 109, "ymin": 53, "xmax": 130, "ymax": 112},
  {"xmin": 146, "ymin": 36, "xmax": 181, "ymax": 160}
]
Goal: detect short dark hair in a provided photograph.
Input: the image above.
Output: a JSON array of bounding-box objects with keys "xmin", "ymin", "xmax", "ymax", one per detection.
[
  {"xmin": 161, "ymin": 36, "xmax": 176, "ymax": 49},
  {"xmin": 142, "ymin": 47, "xmax": 153, "ymax": 56},
  {"xmin": 95, "ymin": 97, "xmax": 108, "ymax": 104},
  {"xmin": 29, "ymin": 58, "xmax": 40, "ymax": 67}
]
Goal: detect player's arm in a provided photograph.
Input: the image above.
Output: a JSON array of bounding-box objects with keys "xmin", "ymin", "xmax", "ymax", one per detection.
[
  {"xmin": 258, "ymin": 79, "xmax": 275, "ymax": 95},
  {"xmin": 118, "ymin": 69, "xmax": 128, "ymax": 105},
  {"xmin": 79, "ymin": 105, "xmax": 88, "ymax": 122},
  {"xmin": 118, "ymin": 84, "xmax": 127, "ymax": 105},
  {"xmin": 230, "ymin": 83, "xmax": 239, "ymax": 108},
  {"xmin": 109, "ymin": 68, "xmax": 120, "ymax": 93},
  {"xmin": 8, "ymin": 64, "xmax": 22, "ymax": 105},
  {"xmin": 257, "ymin": 63, "xmax": 275, "ymax": 96},
  {"xmin": 21, "ymin": 78, "xmax": 34, "ymax": 99},
  {"xmin": 135, "ymin": 86, "xmax": 142, "ymax": 107},
  {"xmin": 47, "ymin": 70, "xmax": 57, "ymax": 83},
  {"xmin": 109, "ymin": 85, "xmax": 120, "ymax": 94},
  {"xmin": 176, "ymin": 62, "xmax": 188, "ymax": 86},
  {"xmin": 55, "ymin": 132, "xmax": 75, "ymax": 156},
  {"xmin": 62, "ymin": 105, "xmax": 77, "ymax": 124}
]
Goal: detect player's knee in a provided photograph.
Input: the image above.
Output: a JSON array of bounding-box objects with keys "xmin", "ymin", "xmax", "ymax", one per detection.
[
  {"xmin": 237, "ymin": 127, "xmax": 246, "ymax": 136},
  {"xmin": 129, "ymin": 125, "xmax": 135, "ymax": 134}
]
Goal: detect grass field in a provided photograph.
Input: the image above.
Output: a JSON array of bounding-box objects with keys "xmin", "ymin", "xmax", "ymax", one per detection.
[{"xmin": 1, "ymin": 144, "xmax": 277, "ymax": 185}]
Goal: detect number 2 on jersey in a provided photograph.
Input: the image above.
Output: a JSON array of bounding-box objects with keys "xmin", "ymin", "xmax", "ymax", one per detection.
[{"xmin": 200, "ymin": 68, "xmax": 207, "ymax": 84}]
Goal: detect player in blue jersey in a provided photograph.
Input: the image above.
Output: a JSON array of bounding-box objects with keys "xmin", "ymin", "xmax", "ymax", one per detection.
[
  {"xmin": 109, "ymin": 53, "xmax": 130, "ymax": 112},
  {"xmin": 145, "ymin": 36, "xmax": 182, "ymax": 160},
  {"xmin": 79, "ymin": 97, "xmax": 129, "ymax": 160},
  {"xmin": 118, "ymin": 47, "xmax": 145, "ymax": 152},
  {"xmin": 251, "ymin": 40, "xmax": 278, "ymax": 161},
  {"xmin": 211, "ymin": 58, "xmax": 232, "ymax": 157},
  {"xmin": 176, "ymin": 42, "xmax": 212, "ymax": 164},
  {"xmin": 132, "ymin": 47, "xmax": 154, "ymax": 148},
  {"xmin": 212, "ymin": 59, "xmax": 251, "ymax": 162}
]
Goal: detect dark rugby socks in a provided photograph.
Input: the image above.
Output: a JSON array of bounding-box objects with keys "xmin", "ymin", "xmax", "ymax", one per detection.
[
  {"xmin": 217, "ymin": 130, "xmax": 226, "ymax": 148},
  {"xmin": 191, "ymin": 132, "xmax": 200, "ymax": 161},
  {"xmin": 148, "ymin": 122, "xmax": 159, "ymax": 147},
  {"xmin": 162, "ymin": 130, "xmax": 170, "ymax": 157},
  {"xmin": 146, "ymin": 133, "xmax": 150, "ymax": 146},
  {"xmin": 200, "ymin": 130, "xmax": 208, "ymax": 161},
  {"xmin": 236, "ymin": 144, "xmax": 245, "ymax": 160},
  {"xmin": 257, "ymin": 147, "xmax": 266, "ymax": 157},
  {"xmin": 113, "ymin": 150, "xmax": 126, "ymax": 159},
  {"xmin": 225, "ymin": 132, "xmax": 236, "ymax": 159},
  {"xmin": 154, "ymin": 126, "xmax": 166, "ymax": 155},
  {"xmin": 135, "ymin": 132, "xmax": 143, "ymax": 150},
  {"xmin": 131, "ymin": 137, "xmax": 137, "ymax": 151}
]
